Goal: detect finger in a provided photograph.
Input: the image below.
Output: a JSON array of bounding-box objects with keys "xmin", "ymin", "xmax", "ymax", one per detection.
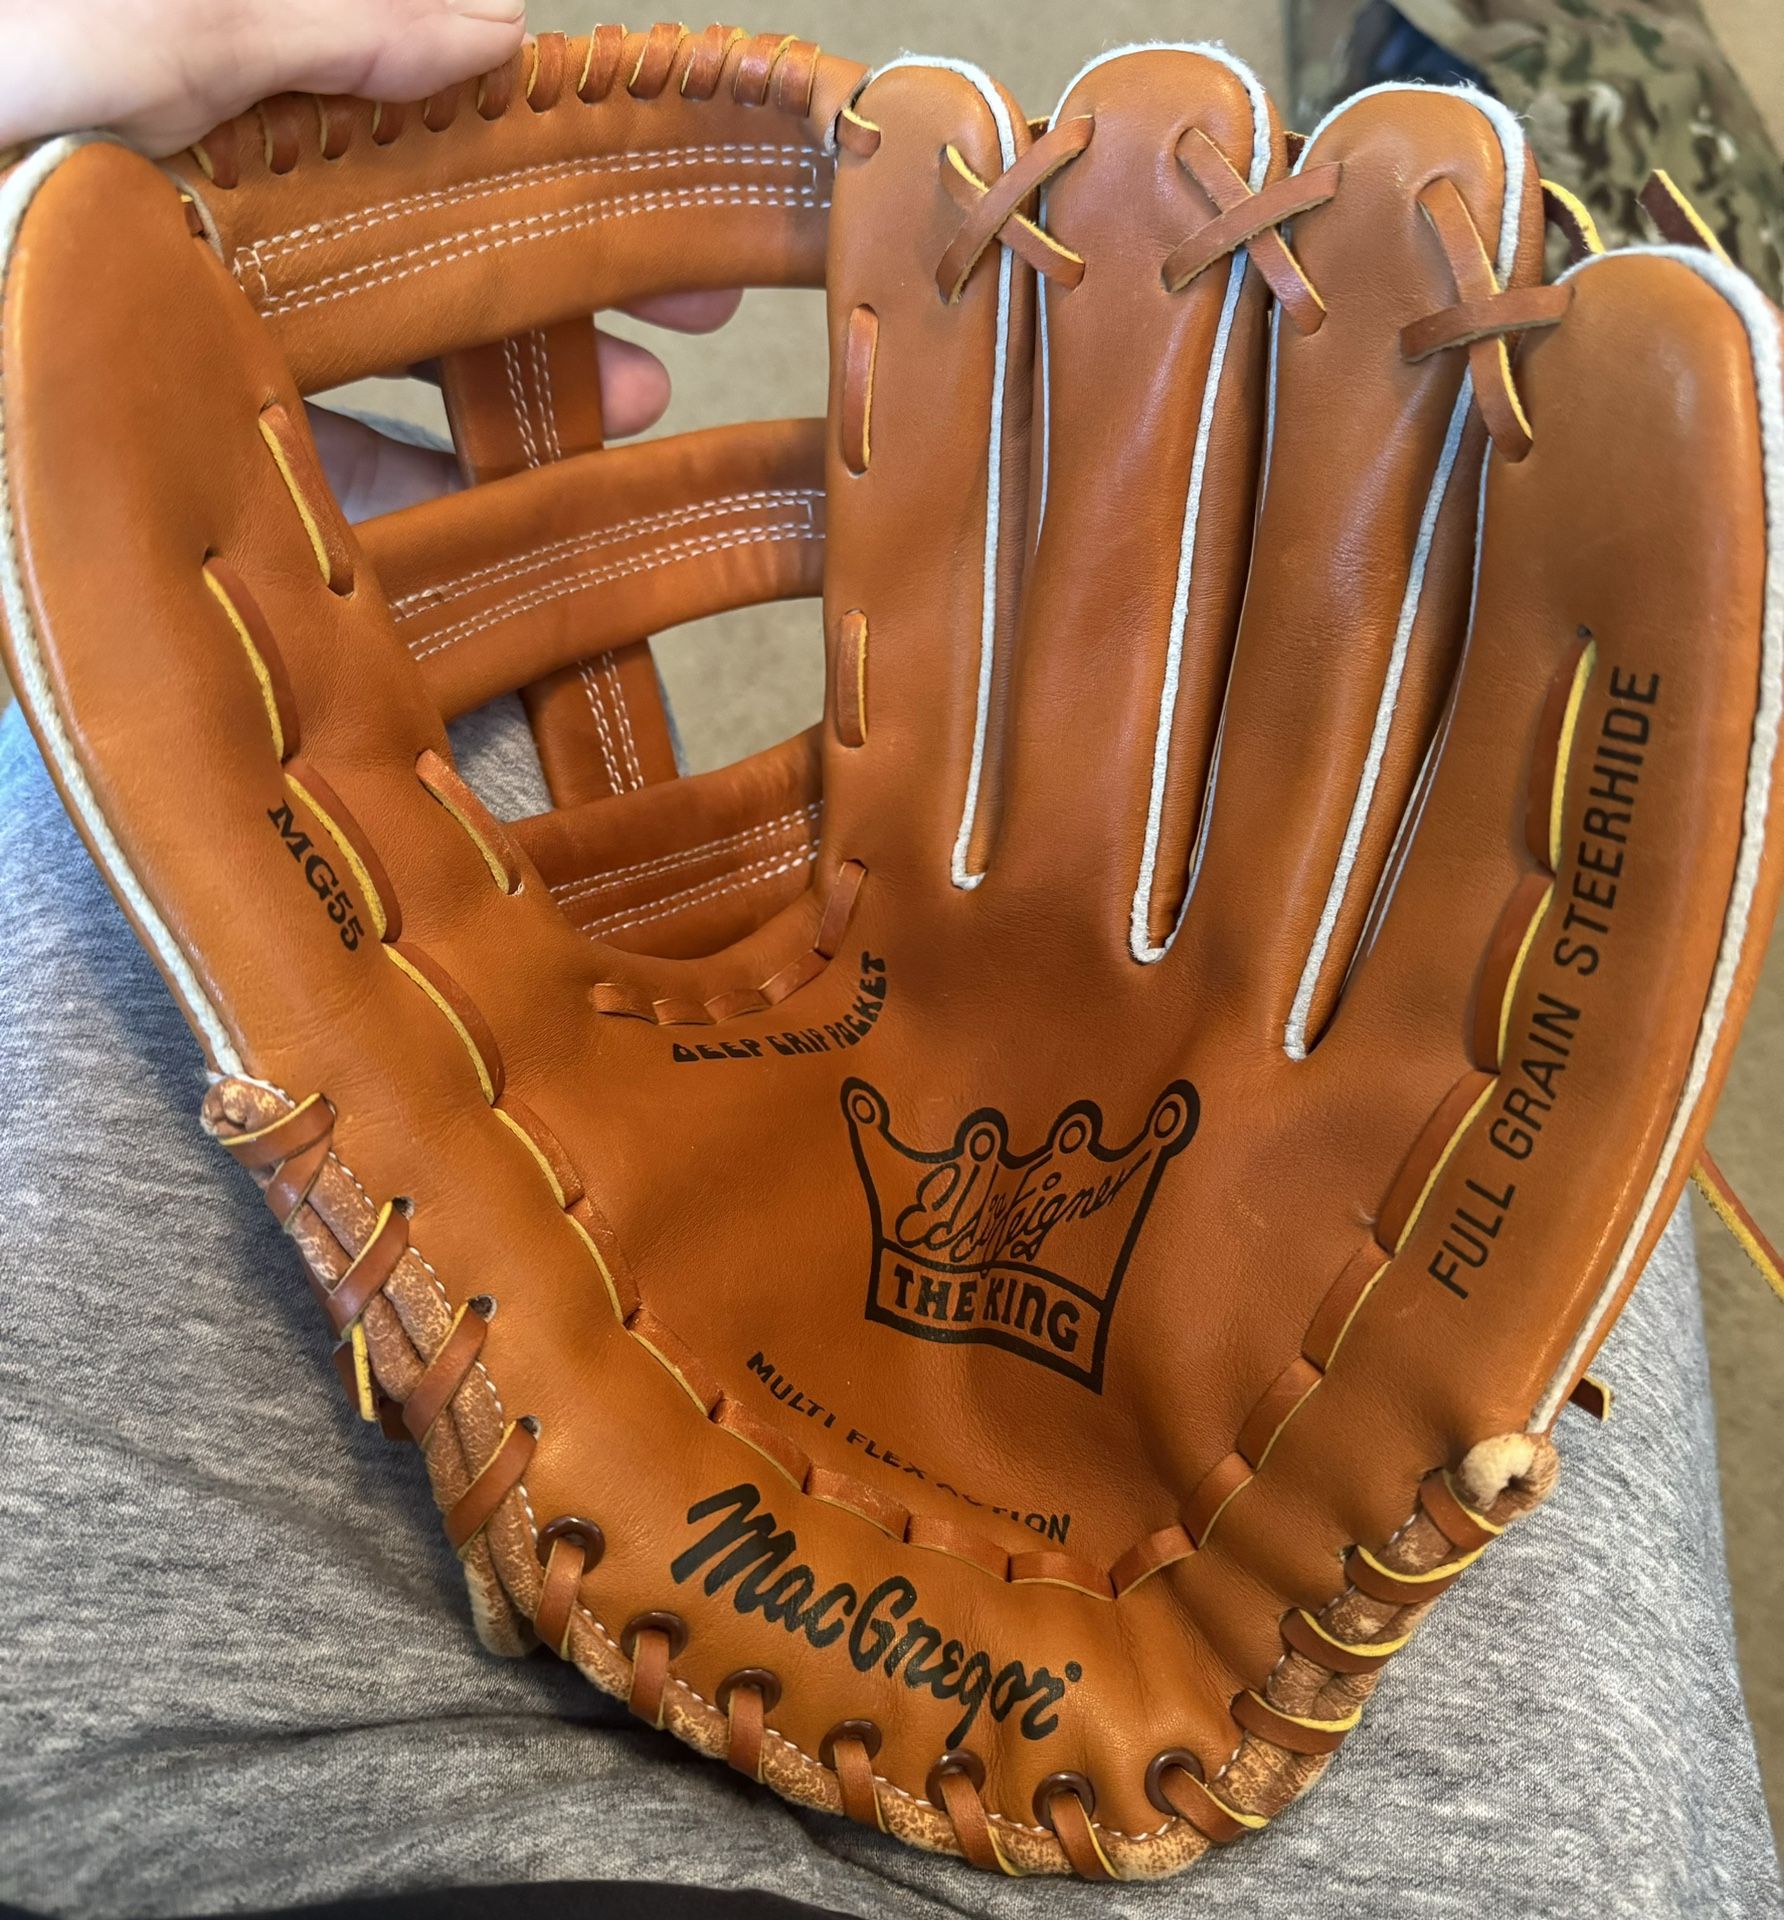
[
  {"xmin": 593, "ymin": 333, "xmax": 672, "ymax": 440},
  {"xmin": 439, "ymin": 330, "xmax": 676, "ymax": 446},
  {"xmin": 623, "ymin": 289, "xmax": 745, "ymax": 335},
  {"xmin": 1330, "ymin": 246, "xmax": 1783, "ymax": 1426},
  {"xmin": 1176, "ymin": 85, "xmax": 1544, "ymax": 1054},
  {"xmin": 306, "ymin": 406, "xmax": 461, "ymax": 522},
  {"xmin": 992, "ymin": 45, "xmax": 1286, "ymax": 958},
  {"xmin": 380, "ymin": 329, "xmax": 677, "ymax": 462},
  {"xmin": 391, "ymin": 296, "xmax": 740, "ymax": 391},
  {"xmin": 0, "ymin": 0, "xmax": 526, "ymax": 156},
  {"xmin": 818, "ymin": 58, "xmax": 1037, "ymax": 888}
]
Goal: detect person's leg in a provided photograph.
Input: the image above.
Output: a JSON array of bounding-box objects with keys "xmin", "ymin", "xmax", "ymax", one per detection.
[{"xmin": 2, "ymin": 693, "xmax": 1778, "ymax": 1919}]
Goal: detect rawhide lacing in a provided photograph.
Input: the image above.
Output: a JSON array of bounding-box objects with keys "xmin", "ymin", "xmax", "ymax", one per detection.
[
  {"xmin": 1165, "ymin": 129, "xmax": 1339, "ymax": 334},
  {"xmin": 1405, "ymin": 175, "xmax": 1570, "ymax": 462},
  {"xmin": 587, "ymin": 856, "xmax": 868, "ymax": 1024},
  {"xmin": 206, "ymin": 365, "xmax": 1573, "ymax": 1859},
  {"xmin": 210, "ymin": 1069, "xmax": 1565, "ymax": 1875},
  {"xmin": 1638, "ymin": 168, "xmax": 1731, "ymax": 262},
  {"xmin": 1149, "ymin": 1436, "xmax": 1558, "ymax": 1854},
  {"xmin": 932, "ymin": 117, "xmax": 1093, "ymax": 301},
  {"xmin": 188, "ymin": 25, "xmax": 827, "ymax": 187},
  {"xmin": 1541, "ymin": 177, "xmax": 1604, "ymax": 267},
  {"xmin": 179, "ymin": 113, "xmax": 1613, "ymax": 1869}
]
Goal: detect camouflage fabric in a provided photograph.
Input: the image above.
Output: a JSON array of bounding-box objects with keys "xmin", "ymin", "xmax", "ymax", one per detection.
[{"xmin": 1291, "ymin": 0, "xmax": 1784, "ymax": 299}]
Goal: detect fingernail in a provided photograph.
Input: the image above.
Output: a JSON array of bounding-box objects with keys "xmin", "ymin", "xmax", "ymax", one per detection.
[{"xmin": 446, "ymin": 0, "xmax": 525, "ymax": 19}]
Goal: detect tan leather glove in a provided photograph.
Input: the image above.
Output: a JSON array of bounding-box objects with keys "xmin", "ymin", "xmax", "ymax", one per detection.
[{"xmin": 3, "ymin": 23, "xmax": 1780, "ymax": 1882}]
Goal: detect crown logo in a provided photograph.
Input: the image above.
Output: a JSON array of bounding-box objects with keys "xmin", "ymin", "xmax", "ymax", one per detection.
[{"xmin": 842, "ymin": 1078, "xmax": 1198, "ymax": 1392}]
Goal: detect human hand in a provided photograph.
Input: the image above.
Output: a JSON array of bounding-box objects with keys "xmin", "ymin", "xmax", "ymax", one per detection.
[
  {"xmin": 0, "ymin": 0, "xmax": 742, "ymax": 517},
  {"xmin": 0, "ymin": 0, "xmax": 533, "ymax": 158}
]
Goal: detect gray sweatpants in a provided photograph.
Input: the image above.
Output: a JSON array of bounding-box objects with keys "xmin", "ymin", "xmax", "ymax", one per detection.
[{"xmin": 0, "ymin": 703, "xmax": 1778, "ymax": 1919}]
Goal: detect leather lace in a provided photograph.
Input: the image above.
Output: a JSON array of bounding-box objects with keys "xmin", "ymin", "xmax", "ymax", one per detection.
[
  {"xmin": 935, "ymin": 117, "xmax": 1093, "ymax": 301},
  {"xmin": 1166, "ymin": 129, "xmax": 1340, "ymax": 334},
  {"xmin": 1405, "ymin": 176, "xmax": 1570, "ymax": 462}
]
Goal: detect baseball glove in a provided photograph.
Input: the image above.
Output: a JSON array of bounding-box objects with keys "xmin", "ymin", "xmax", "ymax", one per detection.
[{"xmin": 3, "ymin": 21, "xmax": 1781, "ymax": 1881}]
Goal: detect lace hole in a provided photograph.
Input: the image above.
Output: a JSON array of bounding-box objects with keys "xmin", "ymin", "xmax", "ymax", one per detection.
[
  {"xmin": 537, "ymin": 1516, "xmax": 605, "ymax": 1568},
  {"xmin": 818, "ymin": 1718, "xmax": 882, "ymax": 1768},
  {"xmin": 925, "ymin": 1748, "xmax": 985, "ymax": 1803},
  {"xmin": 716, "ymin": 1666, "xmax": 782, "ymax": 1714},
  {"xmin": 620, "ymin": 1609, "xmax": 688, "ymax": 1659},
  {"xmin": 1144, "ymin": 1748, "xmax": 1204, "ymax": 1817},
  {"xmin": 1033, "ymin": 1769, "xmax": 1097, "ymax": 1829}
]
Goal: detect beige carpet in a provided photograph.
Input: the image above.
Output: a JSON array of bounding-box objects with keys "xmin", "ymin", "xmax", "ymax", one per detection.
[{"xmin": 0, "ymin": 0, "xmax": 1777, "ymax": 1837}]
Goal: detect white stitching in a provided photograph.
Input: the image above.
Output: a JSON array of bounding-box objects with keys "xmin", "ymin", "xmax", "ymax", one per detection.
[
  {"xmin": 530, "ymin": 329, "xmax": 563, "ymax": 464},
  {"xmin": 409, "ymin": 517, "xmax": 813, "ymax": 659},
  {"xmin": 256, "ymin": 188, "xmax": 829, "ymax": 317},
  {"xmin": 549, "ymin": 803, "xmax": 821, "ymax": 905},
  {"xmin": 406, "ymin": 518, "xmax": 814, "ymax": 662},
  {"xmin": 502, "ymin": 336, "xmax": 542, "ymax": 470},
  {"xmin": 555, "ymin": 818, "xmax": 820, "ymax": 911},
  {"xmin": 603, "ymin": 651, "xmax": 645, "ymax": 790},
  {"xmin": 241, "ymin": 145, "xmax": 820, "ymax": 260},
  {"xmin": 584, "ymin": 654, "xmax": 635, "ymax": 793},
  {"xmin": 576, "ymin": 847, "xmax": 817, "ymax": 939},
  {"xmin": 521, "ymin": 330, "xmax": 548, "ymax": 468},
  {"xmin": 391, "ymin": 488, "xmax": 819, "ymax": 615},
  {"xmin": 577, "ymin": 658, "xmax": 626, "ymax": 794}
]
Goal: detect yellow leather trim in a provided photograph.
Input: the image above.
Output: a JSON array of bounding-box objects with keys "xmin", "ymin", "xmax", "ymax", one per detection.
[
  {"xmin": 566, "ymin": 1210, "xmax": 628, "ymax": 1322},
  {"xmin": 1393, "ymin": 1079, "xmax": 1498, "ymax": 1254},
  {"xmin": 1293, "ymin": 1608, "xmax": 1414, "ymax": 1662},
  {"xmin": 1693, "ymin": 1161, "xmax": 1784, "ymax": 1305},
  {"xmin": 286, "ymin": 770, "xmax": 391, "ymax": 939},
  {"xmin": 409, "ymin": 1303, "xmax": 474, "ymax": 1442},
  {"xmin": 630, "ymin": 1323, "xmax": 719, "ymax": 1412},
  {"xmin": 1493, "ymin": 336, "xmax": 1534, "ymax": 440},
  {"xmin": 1541, "ymin": 177, "xmax": 1603, "ymax": 255},
  {"xmin": 345, "ymin": 1321, "xmax": 378, "ymax": 1422},
  {"xmin": 1203, "ymin": 1788, "xmax": 1268, "ymax": 1834},
  {"xmin": 1648, "ymin": 169, "xmax": 1730, "ymax": 263},
  {"xmin": 1245, "ymin": 1690, "xmax": 1362, "ymax": 1735},
  {"xmin": 203, "ymin": 567, "xmax": 285, "ymax": 757},
  {"xmin": 1441, "ymin": 1469, "xmax": 1504, "ymax": 1536},
  {"xmin": 1324, "ymin": 1256, "xmax": 1388, "ymax": 1364},
  {"xmin": 1194, "ymin": 1474, "xmax": 1250, "ymax": 1552},
  {"xmin": 854, "ymin": 618, "xmax": 870, "ymax": 743},
  {"xmin": 257, "ymin": 415, "xmax": 334, "ymax": 587},
  {"xmin": 382, "ymin": 946, "xmax": 494, "ymax": 1100},
  {"xmin": 942, "ymin": 145, "xmax": 1084, "ymax": 276},
  {"xmin": 419, "ymin": 772, "xmax": 516, "ymax": 893},
  {"xmin": 722, "ymin": 1419, "xmax": 806, "ymax": 1487},
  {"xmin": 1250, "ymin": 1375, "xmax": 1321, "ymax": 1473},
  {"xmin": 1497, "ymin": 879, "xmax": 1555, "ymax": 1066},
  {"xmin": 335, "ymin": 1199, "xmax": 399, "ymax": 1336},
  {"xmin": 227, "ymin": 1090, "xmax": 327, "ymax": 1151},
  {"xmin": 1354, "ymin": 1541, "xmax": 1484, "ymax": 1586},
  {"xmin": 493, "ymin": 1105, "xmax": 566, "ymax": 1203},
  {"xmin": 1084, "ymin": 1823, "xmax": 1122, "ymax": 1878},
  {"xmin": 1550, "ymin": 641, "xmax": 1597, "ymax": 869}
]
